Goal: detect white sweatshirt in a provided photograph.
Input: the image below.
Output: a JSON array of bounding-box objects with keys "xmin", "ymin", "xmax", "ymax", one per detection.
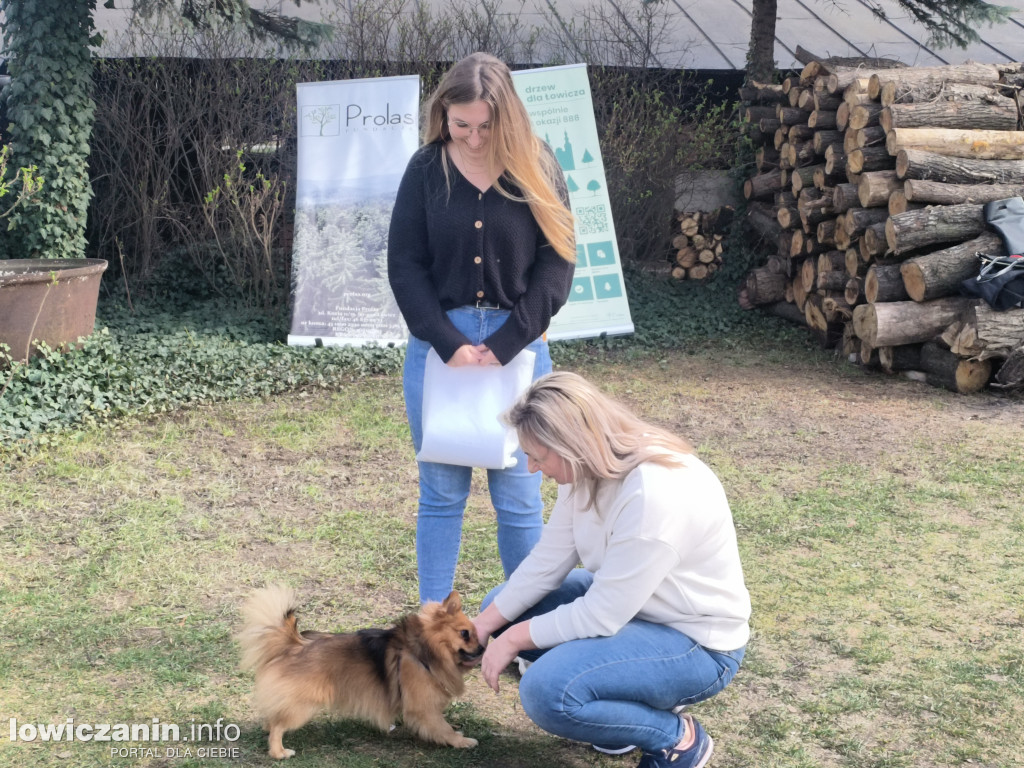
[{"xmin": 493, "ymin": 453, "xmax": 751, "ymax": 652}]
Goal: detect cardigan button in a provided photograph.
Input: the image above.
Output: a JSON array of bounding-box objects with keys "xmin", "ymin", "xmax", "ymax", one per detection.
[
  {"xmin": 474, "ymin": 220, "xmax": 483, "ymax": 229},
  {"xmin": 476, "ymin": 290, "xmax": 485, "ymax": 298},
  {"xmin": 474, "ymin": 257, "xmax": 482, "ymax": 264}
]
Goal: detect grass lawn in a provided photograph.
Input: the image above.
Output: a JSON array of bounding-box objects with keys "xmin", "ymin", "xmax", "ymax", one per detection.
[{"xmin": 1, "ymin": 337, "xmax": 1022, "ymax": 767}]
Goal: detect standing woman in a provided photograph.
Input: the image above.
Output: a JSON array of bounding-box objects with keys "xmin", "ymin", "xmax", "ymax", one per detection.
[
  {"xmin": 387, "ymin": 53, "xmax": 576, "ymax": 604},
  {"xmin": 472, "ymin": 372, "xmax": 751, "ymax": 768}
]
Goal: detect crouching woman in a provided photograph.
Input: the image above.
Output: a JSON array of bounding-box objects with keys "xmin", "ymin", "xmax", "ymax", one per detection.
[{"xmin": 472, "ymin": 371, "xmax": 750, "ymax": 768}]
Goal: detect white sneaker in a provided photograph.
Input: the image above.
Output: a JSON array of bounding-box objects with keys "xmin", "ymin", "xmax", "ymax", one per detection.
[
  {"xmin": 592, "ymin": 744, "xmax": 637, "ymax": 755},
  {"xmin": 514, "ymin": 656, "xmax": 532, "ymax": 675}
]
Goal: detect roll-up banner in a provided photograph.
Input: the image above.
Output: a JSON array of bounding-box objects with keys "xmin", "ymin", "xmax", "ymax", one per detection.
[
  {"xmin": 287, "ymin": 75, "xmax": 418, "ymax": 347},
  {"xmin": 287, "ymin": 65, "xmax": 633, "ymax": 347},
  {"xmin": 511, "ymin": 63, "xmax": 634, "ymax": 340}
]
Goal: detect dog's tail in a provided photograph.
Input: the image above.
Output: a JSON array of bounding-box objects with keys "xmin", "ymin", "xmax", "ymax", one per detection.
[{"xmin": 237, "ymin": 585, "xmax": 304, "ymax": 672}]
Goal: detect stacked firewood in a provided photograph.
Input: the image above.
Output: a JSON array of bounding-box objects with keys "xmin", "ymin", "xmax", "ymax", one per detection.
[
  {"xmin": 671, "ymin": 207, "xmax": 733, "ymax": 280},
  {"xmin": 740, "ymin": 55, "xmax": 1024, "ymax": 393}
]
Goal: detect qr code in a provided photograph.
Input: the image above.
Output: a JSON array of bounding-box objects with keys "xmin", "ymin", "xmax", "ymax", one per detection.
[{"xmin": 575, "ymin": 204, "xmax": 607, "ymax": 237}]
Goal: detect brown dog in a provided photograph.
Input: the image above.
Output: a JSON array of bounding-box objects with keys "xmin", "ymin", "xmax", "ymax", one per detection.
[{"xmin": 238, "ymin": 586, "xmax": 484, "ymax": 759}]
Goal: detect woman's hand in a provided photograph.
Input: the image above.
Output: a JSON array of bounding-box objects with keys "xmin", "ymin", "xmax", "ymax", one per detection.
[
  {"xmin": 447, "ymin": 344, "xmax": 501, "ymax": 367},
  {"xmin": 475, "ymin": 345, "xmax": 501, "ymax": 367},
  {"xmin": 447, "ymin": 344, "xmax": 485, "ymax": 367},
  {"xmin": 480, "ymin": 620, "xmax": 537, "ymax": 693},
  {"xmin": 481, "ymin": 632, "xmax": 520, "ymax": 692}
]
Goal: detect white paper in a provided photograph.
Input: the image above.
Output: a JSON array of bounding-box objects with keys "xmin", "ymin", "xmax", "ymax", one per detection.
[{"xmin": 416, "ymin": 348, "xmax": 536, "ymax": 469}]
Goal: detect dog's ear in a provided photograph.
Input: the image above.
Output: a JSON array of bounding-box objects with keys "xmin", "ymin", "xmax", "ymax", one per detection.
[{"xmin": 442, "ymin": 591, "xmax": 462, "ymax": 614}]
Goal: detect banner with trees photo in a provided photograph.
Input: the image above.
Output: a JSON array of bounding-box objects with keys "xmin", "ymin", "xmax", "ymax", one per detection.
[{"xmin": 287, "ymin": 75, "xmax": 419, "ymax": 347}]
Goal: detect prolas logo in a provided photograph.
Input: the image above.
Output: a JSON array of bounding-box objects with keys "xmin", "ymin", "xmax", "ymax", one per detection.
[{"xmin": 345, "ymin": 104, "xmax": 414, "ymax": 127}]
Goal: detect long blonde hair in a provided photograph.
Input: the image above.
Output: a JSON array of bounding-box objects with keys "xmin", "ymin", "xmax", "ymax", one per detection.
[
  {"xmin": 505, "ymin": 372, "xmax": 694, "ymax": 508},
  {"xmin": 422, "ymin": 52, "xmax": 576, "ymax": 263}
]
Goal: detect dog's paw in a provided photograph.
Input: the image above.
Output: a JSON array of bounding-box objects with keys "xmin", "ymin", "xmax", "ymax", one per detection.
[
  {"xmin": 452, "ymin": 734, "xmax": 478, "ymax": 749},
  {"xmin": 269, "ymin": 748, "xmax": 296, "ymax": 759}
]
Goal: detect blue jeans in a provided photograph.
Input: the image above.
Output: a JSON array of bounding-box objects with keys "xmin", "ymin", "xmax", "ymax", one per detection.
[
  {"xmin": 403, "ymin": 306, "xmax": 552, "ymax": 604},
  {"xmin": 481, "ymin": 571, "xmax": 745, "ymax": 752}
]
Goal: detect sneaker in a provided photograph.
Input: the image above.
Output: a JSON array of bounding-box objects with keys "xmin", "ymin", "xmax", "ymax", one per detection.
[
  {"xmin": 593, "ymin": 743, "xmax": 637, "ymax": 755},
  {"xmin": 591, "ymin": 706, "xmax": 685, "ymax": 757},
  {"xmin": 514, "ymin": 656, "xmax": 532, "ymax": 676},
  {"xmin": 637, "ymin": 714, "xmax": 713, "ymax": 768}
]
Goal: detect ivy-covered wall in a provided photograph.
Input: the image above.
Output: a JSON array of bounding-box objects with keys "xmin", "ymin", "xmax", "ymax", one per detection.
[{"xmin": 0, "ymin": 0, "xmax": 97, "ymax": 259}]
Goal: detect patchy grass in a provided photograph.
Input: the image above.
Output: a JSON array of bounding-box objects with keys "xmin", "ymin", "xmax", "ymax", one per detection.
[{"xmin": 1, "ymin": 338, "xmax": 1023, "ymax": 767}]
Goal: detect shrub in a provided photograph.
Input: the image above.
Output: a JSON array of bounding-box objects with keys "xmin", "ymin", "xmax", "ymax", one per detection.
[{"xmin": 86, "ymin": 0, "xmax": 748, "ymax": 305}]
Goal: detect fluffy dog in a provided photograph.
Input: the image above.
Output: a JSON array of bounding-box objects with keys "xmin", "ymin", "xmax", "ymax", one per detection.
[{"xmin": 238, "ymin": 587, "xmax": 484, "ymax": 759}]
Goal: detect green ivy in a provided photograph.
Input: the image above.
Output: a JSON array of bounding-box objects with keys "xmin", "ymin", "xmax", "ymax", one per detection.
[
  {"xmin": 0, "ymin": 267, "xmax": 802, "ymax": 459},
  {"xmin": 0, "ymin": 0, "xmax": 97, "ymax": 258}
]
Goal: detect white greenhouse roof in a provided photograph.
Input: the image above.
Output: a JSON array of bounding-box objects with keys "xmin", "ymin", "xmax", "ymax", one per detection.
[{"xmin": 91, "ymin": 0, "xmax": 1024, "ymax": 70}]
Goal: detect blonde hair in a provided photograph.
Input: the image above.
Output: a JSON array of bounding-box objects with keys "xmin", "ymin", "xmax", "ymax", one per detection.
[
  {"xmin": 422, "ymin": 52, "xmax": 576, "ymax": 263},
  {"xmin": 505, "ymin": 372, "xmax": 694, "ymax": 507}
]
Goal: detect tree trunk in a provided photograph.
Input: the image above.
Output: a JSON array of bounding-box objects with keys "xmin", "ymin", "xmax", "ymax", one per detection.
[
  {"xmin": 804, "ymin": 292, "xmax": 828, "ymax": 332},
  {"xmin": 777, "ymin": 105, "xmax": 811, "ymax": 126},
  {"xmin": 817, "ymin": 270, "xmax": 849, "ymax": 291},
  {"xmin": 829, "ymin": 67, "xmax": 906, "ymax": 94},
  {"xmin": 881, "ymin": 80, "xmax": 1011, "ymax": 107},
  {"xmin": 824, "ymin": 144, "xmax": 846, "ymax": 175},
  {"xmin": 858, "ymin": 170, "xmax": 900, "ymax": 208},
  {"xmin": 862, "ymin": 222, "xmax": 888, "ymax": 259},
  {"xmin": 808, "ymin": 109, "xmax": 838, "ymax": 129},
  {"xmin": 853, "ymin": 297, "xmax": 973, "ymax": 347},
  {"xmin": 896, "ymin": 148, "xmax": 1024, "ymax": 184},
  {"xmin": 887, "ymin": 189, "xmax": 925, "ymax": 215},
  {"xmin": 865, "ymin": 263, "xmax": 909, "ymax": 303},
  {"xmin": 869, "ymin": 63, "xmax": 1004, "ymax": 100},
  {"xmin": 949, "ymin": 302, "xmax": 1024, "ymax": 359},
  {"xmin": 880, "ymin": 99, "xmax": 1019, "ymax": 132},
  {"xmin": 878, "ymin": 343, "xmax": 923, "ymax": 374},
  {"xmin": 845, "ymin": 276, "xmax": 864, "ymax": 305},
  {"xmin": 746, "ymin": 0, "xmax": 778, "ymax": 85},
  {"xmin": 848, "ymin": 103, "xmax": 883, "ymax": 130},
  {"xmin": 847, "ymin": 146, "xmax": 895, "ymax": 174},
  {"xmin": 899, "ymin": 232, "xmax": 1004, "ymax": 302},
  {"xmin": 843, "ymin": 206, "xmax": 890, "ymax": 238},
  {"xmin": 766, "ymin": 300, "xmax": 808, "ymax": 327},
  {"xmin": 903, "ymin": 179, "xmax": 1024, "ymax": 206},
  {"xmin": 756, "ymin": 146, "xmax": 782, "ymax": 171},
  {"xmin": 813, "ymin": 130, "xmax": 844, "ymax": 153},
  {"xmin": 852, "ymin": 125, "xmax": 887, "ymax": 149},
  {"xmin": 739, "ymin": 81, "xmax": 786, "ymax": 104},
  {"xmin": 885, "ymin": 203, "xmax": 986, "ymax": 255},
  {"xmin": 886, "ymin": 128, "xmax": 1024, "ymax": 160},
  {"xmin": 786, "ymin": 140, "xmax": 817, "ymax": 168},
  {"xmin": 920, "ymin": 341, "xmax": 992, "ymax": 394},
  {"xmin": 994, "ymin": 346, "xmax": 1024, "ymax": 389},
  {"xmin": 789, "ymin": 165, "xmax": 821, "ymax": 193},
  {"xmin": 832, "ymin": 183, "xmax": 860, "ymax": 213},
  {"xmin": 744, "ymin": 170, "xmax": 785, "ymax": 200},
  {"xmin": 746, "ymin": 201, "xmax": 783, "ymax": 241},
  {"xmin": 818, "ymin": 249, "xmax": 847, "ymax": 273}
]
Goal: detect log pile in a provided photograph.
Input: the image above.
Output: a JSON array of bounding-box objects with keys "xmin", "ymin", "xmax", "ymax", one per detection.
[
  {"xmin": 670, "ymin": 207, "xmax": 734, "ymax": 280},
  {"xmin": 739, "ymin": 56, "xmax": 1024, "ymax": 393}
]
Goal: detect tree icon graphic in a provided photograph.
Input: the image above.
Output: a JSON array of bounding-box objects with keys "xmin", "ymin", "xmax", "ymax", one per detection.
[
  {"xmin": 586, "ymin": 179, "xmax": 601, "ymax": 196},
  {"xmin": 566, "ymin": 175, "xmax": 579, "ymax": 194},
  {"xmin": 306, "ymin": 105, "xmax": 337, "ymax": 136},
  {"xmin": 581, "ymin": 149, "xmax": 594, "ymax": 164}
]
